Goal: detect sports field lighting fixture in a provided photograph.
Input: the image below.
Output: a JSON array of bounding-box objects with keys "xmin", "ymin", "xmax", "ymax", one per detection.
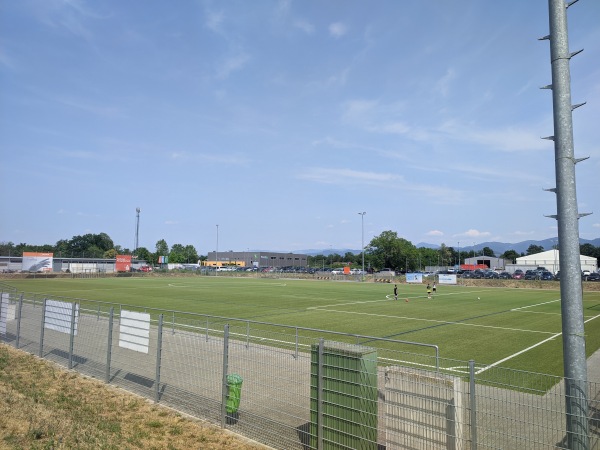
[{"xmin": 358, "ymin": 212, "xmax": 366, "ymax": 281}]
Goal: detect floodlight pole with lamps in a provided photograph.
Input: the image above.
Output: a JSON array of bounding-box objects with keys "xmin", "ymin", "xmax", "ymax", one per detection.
[{"xmin": 358, "ymin": 212, "xmax": 366, "ymax": 281}]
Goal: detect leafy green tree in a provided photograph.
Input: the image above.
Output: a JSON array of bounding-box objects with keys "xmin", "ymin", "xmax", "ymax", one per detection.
[
  {"xmin": 438, "ymin": 243, "xmax": 452, "ymax": 267},
  {"xmin": 367, "ymin": 230, "xmax": 417, "ymax": 271},
  {"xmin": 184, "ymin": 245, "xmax": 199, "ymax": 263},
  {"xmin": 135, "ymin": 247, "xmax": 152, "ymax": 265},
  {"xmin": 85, "ymin": 245, "xmax": 104, "ymax": 258},
  {"xmin": 0, "ymin": 242, "xmax": 15, "ymax": 256},
  {"xmin": 526, "ymin": 244, "xmax": 544, "ymax": 255},
  {"xmin": 169, "ymin": 244, "xmax": 186, "ymax": 263},
  {"xmin": 482, "ymin": 246, "xmax": 495, "ymax": 257},
  {"xmin": 501, "ymin": 249, "xmax": 520, "ymax": 263},
  {"xmin": 580, "ymin": 243, "xmax": 595, "ymax": 257},
  {"xmin": 93, "ymin": 232, "xmax": 114, "ymax": 252},
  {"xmin": 155, "ymin": 239, "xmax": 169, "ymax": 257},
  {"xmin": 104, "ymin": 249, "xmax": 117, "ymax": 259}
]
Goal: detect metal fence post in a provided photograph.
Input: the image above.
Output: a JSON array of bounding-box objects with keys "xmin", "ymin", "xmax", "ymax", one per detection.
[
  {"xmin": 317, "ymin": 338, "xmax": 324, "ymax": 450},
  {"xmin": 246, "ymin": 321, "xmax": 250, "ymax": 349},
  {"xmin": 155, "ymin": 314, "xmax": 164, "ymax": 403},
  {"xmin": 39, "ymin": 298, "xmax": 47, "ymax": 358},
  {"xmin": 220, "ymin": 324, "xmax": 230, "ymax": 428},
  {"xmin": 15, "ymin": 294, "xmax": 23, "ymax": 349},
  {"xmin": 206, "ymin": 319, "xmax": 209, "ymax": 342},
  {"xmin": 295, "ymin": 327, "xmax": 299, "ymax": 359},
  {"xmin": 105, "ymin": 307, "xmax": 114, "ymax": 384},
  {"xmin": 469, "ymin": 359, "xmax": 478, "ymax": 450},
  {"xmin": 68, "ymin": 302, "xmax": 77, "ymax": 370},
  {"xmin": 172, "ymin": 311, "xmax": 175, "ymax": 335}
]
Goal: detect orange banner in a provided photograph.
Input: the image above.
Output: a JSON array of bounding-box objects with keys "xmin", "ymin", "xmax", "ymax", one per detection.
[{"xmin": 116, "ymin": 255, "xmax": 132, "ymax": 272}]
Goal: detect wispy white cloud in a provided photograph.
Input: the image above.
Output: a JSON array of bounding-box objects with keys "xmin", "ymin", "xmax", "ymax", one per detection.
[
  {"xmin": 434, "ymin": 68, "xmax": 456, "ymax": 98},
  {"xmin": 298, "ymin": 167, "xmax": 400, "ymax": 185},
  {"xmin": 455, "ymin": 229, "xmax": 492, "ymax": 239},
  {"xmin": 298, "ymin": 167, "xmax": 465, "ymax": 204},
  {"xmin": 294, "ymin": 19, "xmax": 315, "ymax": 35},
  {"xmin": 205, "ymin": 10, "xmax": 224, "ymax": 33},
  {"xmin": 216, "ymin": 52, "xmax": 251, "ymax": 79},
  {"xmin": 33, "ymin": 0, "xmax": 108, "ymax": 41},
  {"xmin": 54, "ymin": 96, "xmax": 128, "ymax": 119},
  {"xmin": 0, "ymin": 49, "xmax": 15, "ymax": 70},
  {"xmin": 426, "ymin": 230, "xmax": 444, "ymax": 237},
  {"xmin": 329, "ymin": 22, "xmax": 348, "ymax": 38},
  {"xmin": 169, "ymin": 151, "xmax": 248, "ymax": 165},
  {"xmin": 438, "ymin": 121, "xmax": 548, "ymax": 152}
]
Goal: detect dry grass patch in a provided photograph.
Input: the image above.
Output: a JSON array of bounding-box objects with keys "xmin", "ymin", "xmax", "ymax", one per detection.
[{"xmin": 0, "ymin": 344, "xmax": 268, "ymax": 450}]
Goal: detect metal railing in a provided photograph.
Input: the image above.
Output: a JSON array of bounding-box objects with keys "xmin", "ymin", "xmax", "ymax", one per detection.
[{"xmin": 1, "ymin": 291, "xmax": 598, "ymax": 449}]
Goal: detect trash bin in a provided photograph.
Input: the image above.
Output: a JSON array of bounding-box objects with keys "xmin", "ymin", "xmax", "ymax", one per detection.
[{"xmin": 226, "ymin": 373, "xmax": 243, "ymax": 424}]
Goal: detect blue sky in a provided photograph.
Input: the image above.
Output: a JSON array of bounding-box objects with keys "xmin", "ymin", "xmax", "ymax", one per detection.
[{"xmin": 1, "ymin": 1, "xmax": 599, "ymax": 255}]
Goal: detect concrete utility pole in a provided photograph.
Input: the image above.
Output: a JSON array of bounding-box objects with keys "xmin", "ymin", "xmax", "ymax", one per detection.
[{"xmin": 541, "ymin": 1, "xmax": 589, "ymax": 448}]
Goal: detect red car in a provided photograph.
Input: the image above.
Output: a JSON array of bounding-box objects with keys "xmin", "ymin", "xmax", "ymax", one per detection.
[
  {"xmin": 139, "ymin": 266, "xmax": 152, "ymax": 272},
  {"xmin": 512, "ymin": 269, "xmax": 524, "ymax": 279}
]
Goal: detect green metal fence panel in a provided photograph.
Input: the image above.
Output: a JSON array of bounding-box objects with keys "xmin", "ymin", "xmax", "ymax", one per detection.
[{"xmin": 311, "ymin": 341, "xmax": 378, "ymax": 449}]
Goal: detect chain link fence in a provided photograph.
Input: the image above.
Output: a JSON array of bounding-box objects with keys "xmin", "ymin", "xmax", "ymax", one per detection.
[{"xmin": 1, "ymin": 291, "xmax": 598, "ymax": 449}]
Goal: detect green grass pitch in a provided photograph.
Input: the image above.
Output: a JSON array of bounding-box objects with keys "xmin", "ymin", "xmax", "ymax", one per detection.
[{"xmin": 4, "ymin": 276, "xmax": 600, "ymax": 377}]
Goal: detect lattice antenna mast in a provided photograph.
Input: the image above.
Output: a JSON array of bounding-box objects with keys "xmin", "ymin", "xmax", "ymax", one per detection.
[{"xmin": 540, "ymin": 1, "xmax": 590, "ymax": 448}]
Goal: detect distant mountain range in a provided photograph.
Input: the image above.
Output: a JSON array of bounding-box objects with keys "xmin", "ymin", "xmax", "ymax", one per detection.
[{"xmin": 300, "ymin": 237, "xmax": 600, "ymax": 256}]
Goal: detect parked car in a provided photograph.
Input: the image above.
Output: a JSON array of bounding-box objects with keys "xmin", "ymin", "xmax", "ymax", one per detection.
[
  {"xmin": 586, "ymin": 272, "xmax": 600, "ymax": 282},
  {"xmin": 524, "ymin": 271, "xmax": 539, "ymax": 280},
  {"xmin": 540, "ymin": 271, "xmax": 554, "ymax": 281},
  {"xmin": 377, "ymin": 268, "xmax": 396, "ymax": 276},
  {"xmin": 512, "ymin": 270, "xmax": 524, "ymax": 280},
  {"xmin": 461, "ymin": 271, "xmax": 474, "ymax": 278},
  {"xmin": 499, "ymin": 272, "xmax": 512, "ymax": 279},
  {"xmin": 484, "ymin": 270, "xmax": 499, "ymax": 279},
  {"xmin": 331, "ymin": 268, "xmax": 344, "ymax": 275}
]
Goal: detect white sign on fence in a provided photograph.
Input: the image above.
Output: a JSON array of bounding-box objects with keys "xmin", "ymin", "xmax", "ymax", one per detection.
[
  {"xmin": 439, "ymin": 274, "xmax": 457, "ymax": 285},
  {"xmin": 0, "ymin": 293, "xmax": 8, "ymax": 335},
  {"xmin": 45, "ymin": 300, "xmax": 79, "ymax": 335},
  {"xmin": 406, "ymin": 273, "xmax": 423, "ymax": 283},
  {"xmin": 119, "ymin": 310, "xmax": 150, "ymax": 354}
]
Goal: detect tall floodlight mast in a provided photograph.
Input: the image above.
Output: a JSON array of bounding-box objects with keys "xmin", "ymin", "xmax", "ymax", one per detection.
[
  {"xmin": 135, "ymin": 207, "xmax": 141, "ymax": 255},
  {"xmin": 541, "ymin": 1, "xmax": 590, "ymax": 448}
]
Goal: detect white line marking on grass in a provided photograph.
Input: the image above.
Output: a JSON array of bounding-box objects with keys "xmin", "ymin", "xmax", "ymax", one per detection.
[
  {"xmin": 511, "ymin": 299, "xmax": 561, "ymax": 311},
  {"xmin": 476, "ymin": 333, "xmax": 562, "ymax": 375},
  {"xmin": 312, "ymin": 308, "xmax": 557, "ymax": 335},
  {"xmin": 168, "ymin": 284, "xmax": 190, "ymax": 288},
  {"xmin": 477, "ymin": 312, "xmax": 600, "ymax": 374}
]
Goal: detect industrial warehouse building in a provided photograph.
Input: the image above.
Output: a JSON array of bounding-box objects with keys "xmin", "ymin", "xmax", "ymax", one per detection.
[
  {"xmin": 505, "ymin": 250, "xmax": 597, "ymax": 275},
  {"xmin": 204, "ymin": 251, "xmax": 308, "ymax": 269},
  {"xmin": 463, "ymin": 256, "xmax": 508, "ymax": 270}
]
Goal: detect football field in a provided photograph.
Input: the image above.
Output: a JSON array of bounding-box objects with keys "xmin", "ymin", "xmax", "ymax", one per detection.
[{"xmin": 4, "ymin": 276, "xmax": 600, "ymax": 376}]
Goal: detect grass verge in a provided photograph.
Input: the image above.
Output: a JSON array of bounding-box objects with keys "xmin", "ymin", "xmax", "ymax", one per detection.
[{"xmin": 0, "ymin": 344, "xmax": 267, "ymax": 450}]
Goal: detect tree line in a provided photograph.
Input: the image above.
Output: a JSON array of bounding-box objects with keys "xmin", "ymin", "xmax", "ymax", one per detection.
[
  {"xmin": 0, "ymin": 234, "xmax": 199, "ymax": 266},
  {"xmin": 1, "ymin": 231, "xmax": 599, "ymax": 272}
]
